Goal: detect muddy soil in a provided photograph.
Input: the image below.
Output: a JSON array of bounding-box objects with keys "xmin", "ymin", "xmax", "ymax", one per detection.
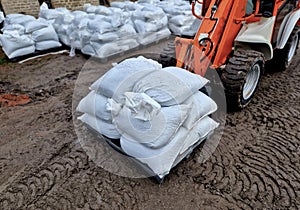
[{"xmin": 0, "ymin": 41, "xmax": 300, "ymax": 210}]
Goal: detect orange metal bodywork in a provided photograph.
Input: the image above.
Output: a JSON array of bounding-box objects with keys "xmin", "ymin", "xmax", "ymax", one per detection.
[
  {"xmin": 175, "ymin": 0, "xmax": 300, "ymax": 76},
  {"xmin": 175, "ymin": 0, "xmax": 249, "ymax": 76}
]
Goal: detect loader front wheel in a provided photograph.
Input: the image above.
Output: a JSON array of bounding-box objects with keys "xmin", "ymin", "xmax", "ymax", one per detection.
[
  {"xmin": 221, "ymin": 50, "xmax": 265, "ymax": 110},
  {"xmin": 159, "ymin": 41, "xmax": 176, "ymax": 67}
]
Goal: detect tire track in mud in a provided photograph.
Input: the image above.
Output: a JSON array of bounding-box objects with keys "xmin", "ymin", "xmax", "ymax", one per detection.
[
  {"xmin": 188, "ymin": 58, "xmax": 300, "ymax": 209},
  {"xmin": 0, "ymin": 144, "xmax": 90, "ymax": 209}
]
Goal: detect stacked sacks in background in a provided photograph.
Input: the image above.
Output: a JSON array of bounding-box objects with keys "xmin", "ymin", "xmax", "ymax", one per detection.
[
  {"xmin": 0, "ymin": 14, "xmax": 61, "ymax": 59},
  {"xmin": 77, "ymin": 56, "xmax": 219, "ymax": 178},
  {"xmin": 157, "ymin": 0, "xmax": 201, "ymax": 37},
  {"xmin": 132, "ymin": 4, "xmax": 171, "ymax": 45},
  {"xmin": 86, "ymin": 12, "xmax": 138, "ymax": 59}
]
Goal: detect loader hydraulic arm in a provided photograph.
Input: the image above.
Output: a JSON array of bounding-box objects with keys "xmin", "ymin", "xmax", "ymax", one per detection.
[{"xmin": 175, "ymin": 0, "xmax": 249, "ymax": 76}]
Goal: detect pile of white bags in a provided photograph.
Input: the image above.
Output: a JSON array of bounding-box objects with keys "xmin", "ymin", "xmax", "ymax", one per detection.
[
  {"xmin": 49, "ymin": 4, "xmax": 139, "ymax": 59},
  {"xmin": 77, "ymin": 56, "xmax": 218, "ymax": 178},
  {"xmin": 0, "ymin": 12, "xmax": 61, "ymax": 59},
  {"xmin": 132, "ymin": 5, "xmax": 171, "ymax": 45},
  {"xmin": 157, "ymin": 0, "xmax": 201, "ymax": 36}
]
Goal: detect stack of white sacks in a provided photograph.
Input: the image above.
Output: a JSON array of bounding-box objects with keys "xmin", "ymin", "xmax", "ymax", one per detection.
[
  {"xmin": 50, "ymin": 4, "xmax": 139, "ymax": 59},
  {"xmin": 0, "ymin": 13, "xmax": 61, "ymax": 59},
  {"xmin": 77, "ymin": 56, "xmax": 218, "ymax": 178},
  {"xmin": 131, "ymin": 4, "xmax": 171, "ymax": 45},
  {"xmin": 156, "ymin": 0, "xmax": 201, "ymax": 37}
]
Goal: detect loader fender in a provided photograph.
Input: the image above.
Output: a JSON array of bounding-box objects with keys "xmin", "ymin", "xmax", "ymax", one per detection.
[
  {"xmin": 234, "ymin": 17, "xmax": 275, "ymax": 60},
  {"xmin": 277, "ymin": 9, "xmax": 300, "ymax": 49}
]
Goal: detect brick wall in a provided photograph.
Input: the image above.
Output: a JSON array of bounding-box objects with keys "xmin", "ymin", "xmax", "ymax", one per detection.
[
  {"xmin": 2, "ymin": 0, "xmax": 41, "ymax": 16},
  {"xmin": 1, "ymin": 0, "xmax": 123, "ymax": 17}
]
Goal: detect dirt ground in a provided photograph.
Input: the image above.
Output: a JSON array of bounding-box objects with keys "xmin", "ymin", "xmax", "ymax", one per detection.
[{"xmin": 0, "ymin": 41, "xmax": 300, "ymax": 210}]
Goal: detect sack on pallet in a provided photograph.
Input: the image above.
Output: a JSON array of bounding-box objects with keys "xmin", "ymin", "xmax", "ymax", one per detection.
[
  {"xmin": 117, "ymin": 23, "xmax": 137, "ymax": 37},
  {"xmin": 115, "ymin": 104, "xmax": 191, "ymax": 149},
  {"xmin": 120, "ymin": 126, "xmax": 189, "ymax": 177},
  {"xmin": 137, "ymin": 27, "xmax": 170, "ymax": 45},
  {"xmin": 81, "ymin": 44, "xmax": 95, "ymax": 56},
  {"xmin": 134, "ymin": 20, "xmax": 160, "ymax": 33},
  {"xmin": 2, "ymin": 24, "xmax": 25, "ymax": 35},
  {"xmin": 90, "ymin": 56, "xmax": 161, "ymax": 102},
  {"xmin": 24, "ymin": 19, "xmax": 49, "ymax": 33},
  {"xmin": 77, "ymin": 90, "xmax": 113, "ymax": 121},
  {"xmin": 182, "ymin": 92, "xmax": 218, "ymax": 129},
  {"xmin": 180, "ymin": 116, "xmax": 219, "ymax": 155},
  {"xmin": 32, "ymin": 25, "xmax": 59, "ymax": 42},
  {"xmin": 87, "ymin": 18, "xmax": 113, "ymax": 34},
  {"xmin": 90, "ymin": 32, "xmax": 119, "ymax": 42},
  {"xmin": 35, "ymin": 40, "xmax": 61, "ymax": 51},
  {"xmin": 133, "ymin": 67, "xmax": 209, "ymax": 106},
  {"xmin": 0, "ymin": 31, "xmax": 35, "ymax": 59},
  {"xmin": 169, "ymin": 15, "xmax": 195, "ymax": 26},
  {"xmin": 78, "ymin": 113, "xmax": 121, "ymax": 139}
]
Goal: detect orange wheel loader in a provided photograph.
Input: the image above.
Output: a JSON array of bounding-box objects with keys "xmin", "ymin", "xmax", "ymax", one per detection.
[{"xmin": 160, "ymin": 0, "xmax": 300, "ymax": 110}]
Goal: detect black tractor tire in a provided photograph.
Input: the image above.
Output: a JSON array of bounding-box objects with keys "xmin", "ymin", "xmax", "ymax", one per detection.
[
  {"xmin": 268, "ymin": 26, "xmax": 299, "ymax": 71},
  {"xmin": 221, "ymin": 50, "xmax": 265, "ymax": 111},
  {"xmin": 159, "ymin": 41, "xmax": 176, "ymax": 67}
]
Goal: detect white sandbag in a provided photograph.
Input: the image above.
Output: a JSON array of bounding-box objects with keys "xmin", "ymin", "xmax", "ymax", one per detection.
[
  {"xmin": 114, "ymin": 104, "xmax": 191, "ymax": 148},
  {"xmin": 6, "ymin": 15, "xmax": 36, "ymax": 26},
  {"xmin": 134, "ymin": 20, "xmax": 160, "ymax": 33},
  {"xmin": 169, "ymin": 15, "xmax": 195, "ymax": 26},
  {"xmin": 115, "ymin": 38, "xmax": 139, "ymax": 49},
  {"xmin": 73, "ymin": 17, "xmax": 90, "ymax": 30},
  {"xmin": 137, "ymin": 27, "xmax": 171, "ymax": 45},
  {"xmin": 32, "ymin": 25, "xmax": 59, "ymax": 42},
  {"xmin": 81, "ymin": 44, "xmax": 96, "ymax": 56},
  {"xmin": 78, "ymin": 114, "xmax": 121, "ymax": 139},
  {"xmin": 59, "ymin": 34, "xmax": 71, "ymax": 46},
  {"xmin": 120, "ymin": 126, "xmax": 189, "ymax": 177},
  {"xmin": 35, "ymin": 40, "xmax": 62, "ymax": 51},
  {"xmin": 7, "ymin": 45, "xmax": 35, "ymax": 59},
  {"xmin": 182, "ymin": 92, "xmax": 218, "ymax": 129},
  {"xmin": 24, "ymin": 20, "xmax": 49, "ymax": 33},
  {"xmin": 95, "ymin": 6, "xmax": 112, "ymax": 16},
  {"xmin": 161, "ymin": 7, "xmax": 182, "ymax": 16},
  {"xmin": 90, "ymin": 32, "xmax": 119, "ymax": 42},
  {"xmin": 87, "ymin": 18, "xmax": 113, "ymax": 34},
  {"xmin": 4, "ymin": 14, "xmax": 24, "ymax": 26},
  {"xmin": 118, "ymin": 24, "xmax": 137, "ymax": 37},
  {"xmin": 39, "ymin": 8, "xmax": 70, "ymax": 20},
  {"xmin": 92, "ymin": 42, "xmax": 123, "ymax": 58},
  {"xmin": 85, "ymin": 5, "xmax": 98, "ymax": 14},
  {"xmin": 169, "ymin": 23, "xmax": 193, "ymax": 36},
  {"xmin": 77, "ymin": 90, "xmax": 113, "ymax": 121},
  {"xmin": 0, "ymin": 32, "xmax": 34, "ymax": 57},
  {"xmin": 180, "ymin": 116, "xmax": 219, "ymax": 155},
  {"xmin": 133, "ymin": 67, "xmax": 209, "ymax": 106},
  {"xmin": 156, "ymin": 27, "xmax": 171, "ymax": 39},
  {"xmin": 152, "ymin": 15, "xmax": 168, "ymax": 29},
  {"xmin": 54, "ymin": 24, "xmax": 69, "ymax": 35},
  {"xmin": 90, "ymin": 56, "xmax": 161, "ymax": 102},
  {"xmin": 2, "ymin": 24, "xmax": 25, "ymax": 35},
  {"xmin": 110, "ymin": 2, "xmax": 127, "ymax": 9}
]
